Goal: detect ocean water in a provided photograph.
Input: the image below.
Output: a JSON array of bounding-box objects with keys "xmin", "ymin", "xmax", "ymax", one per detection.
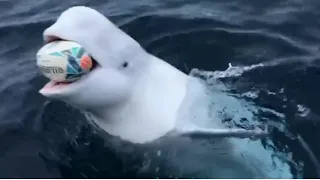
[{"xmin": 0, "ymin": 0, "xmax": 320, "ymax": 178}]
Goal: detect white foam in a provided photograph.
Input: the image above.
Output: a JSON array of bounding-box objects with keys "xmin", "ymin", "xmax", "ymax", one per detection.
[
  {"xmin": 297, "ymin": 104, "xmax": 310, "ymax": 117},
  {"xmin": 190, "ymin": 63, "xmax": 265, "ymax": 79}
]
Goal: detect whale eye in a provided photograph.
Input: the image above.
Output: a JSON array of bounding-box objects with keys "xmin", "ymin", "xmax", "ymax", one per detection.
[{"xmin": 122, "ymin": 62, "xmax": 128, "ymax": 68}]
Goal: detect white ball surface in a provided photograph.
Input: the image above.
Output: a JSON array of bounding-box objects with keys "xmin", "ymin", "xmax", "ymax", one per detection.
[{"xmin": 36, "ymin": 40, "xmax": 93, "ymax": 82}]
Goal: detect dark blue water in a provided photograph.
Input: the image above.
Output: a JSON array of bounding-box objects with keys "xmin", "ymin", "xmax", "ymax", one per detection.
[{"xmin": 1, "ymin": 0, "xmax": 320, "ymax": 178}]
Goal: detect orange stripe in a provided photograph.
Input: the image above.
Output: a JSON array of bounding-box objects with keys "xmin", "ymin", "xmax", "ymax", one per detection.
[{"xmin": 80, "ymin": 55, "xmax": 93, "ymax": 71}]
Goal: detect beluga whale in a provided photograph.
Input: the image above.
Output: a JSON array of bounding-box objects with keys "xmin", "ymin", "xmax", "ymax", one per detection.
[
  {"xmin": 39, "ymin": 6, "xmax": 266, "ymax": 143},
  {"xmin": 38, "ymin": 6, "xmax": 292, "ymax": 178}
]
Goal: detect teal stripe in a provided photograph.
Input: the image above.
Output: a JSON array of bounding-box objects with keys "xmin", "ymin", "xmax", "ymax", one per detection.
[
  {"xmin": 71, "ymin": 47, "xmax": 79, "ymax": 57},
  {"xmin": 50, "ymin": 52, "xmax": 63, "ymax": 57},
  {"xmin": 67, "ymin": 65, "xmax": 78, "ymax": 74},
  {"xmin": 77, "ymin": 48, "xmax": 85, "ymax": 58}
]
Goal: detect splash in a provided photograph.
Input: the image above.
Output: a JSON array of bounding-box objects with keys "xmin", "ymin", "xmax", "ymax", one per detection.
[
  {"xmin": 184, "ymin": 63, "xmax": 301, "ymax": 178},
  {"xmin": 187, "ymin": 63, "xmax": 267, "ymax": 128}
]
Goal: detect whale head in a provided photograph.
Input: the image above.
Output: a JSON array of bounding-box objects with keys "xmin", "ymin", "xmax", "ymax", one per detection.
[
  {"xmin": 38, "ymin": 6, "xmax": 188, "ymax": 143},
  {"xmin": 40, "ymin": 6, "xmax": 148, "ymax": 111}
]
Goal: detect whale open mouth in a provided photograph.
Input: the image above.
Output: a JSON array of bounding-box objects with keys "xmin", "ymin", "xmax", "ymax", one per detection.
[{"xmin": 40, "ymin": 35, "xmax": 100, "ymax": 93}]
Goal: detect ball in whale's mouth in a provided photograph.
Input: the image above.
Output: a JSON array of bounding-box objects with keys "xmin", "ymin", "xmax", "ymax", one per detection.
[{"xmin": 40, "ymin": 35, "xmax": 101, "ymax": 92}]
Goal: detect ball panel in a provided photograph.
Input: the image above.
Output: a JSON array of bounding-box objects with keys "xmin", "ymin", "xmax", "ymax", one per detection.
[{"xmin": 37, "ymin": 53, "xmax": 68, "ymax": 82}]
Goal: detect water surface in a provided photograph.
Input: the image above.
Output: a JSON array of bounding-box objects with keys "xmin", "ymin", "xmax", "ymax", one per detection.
[{"xmin": 0, "ymin": 0, "xmax": 319, "ymax": 178}]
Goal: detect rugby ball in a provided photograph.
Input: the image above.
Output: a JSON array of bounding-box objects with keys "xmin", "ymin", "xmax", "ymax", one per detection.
[{"xmin": 36, "ymin": 40, "xmax": 93, "ymax": 82}]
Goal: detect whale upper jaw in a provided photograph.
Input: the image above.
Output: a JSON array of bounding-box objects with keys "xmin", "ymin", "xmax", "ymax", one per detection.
[{"xmin": 38, "ymin": 6, "xmax": 189, "ymax": 143}]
